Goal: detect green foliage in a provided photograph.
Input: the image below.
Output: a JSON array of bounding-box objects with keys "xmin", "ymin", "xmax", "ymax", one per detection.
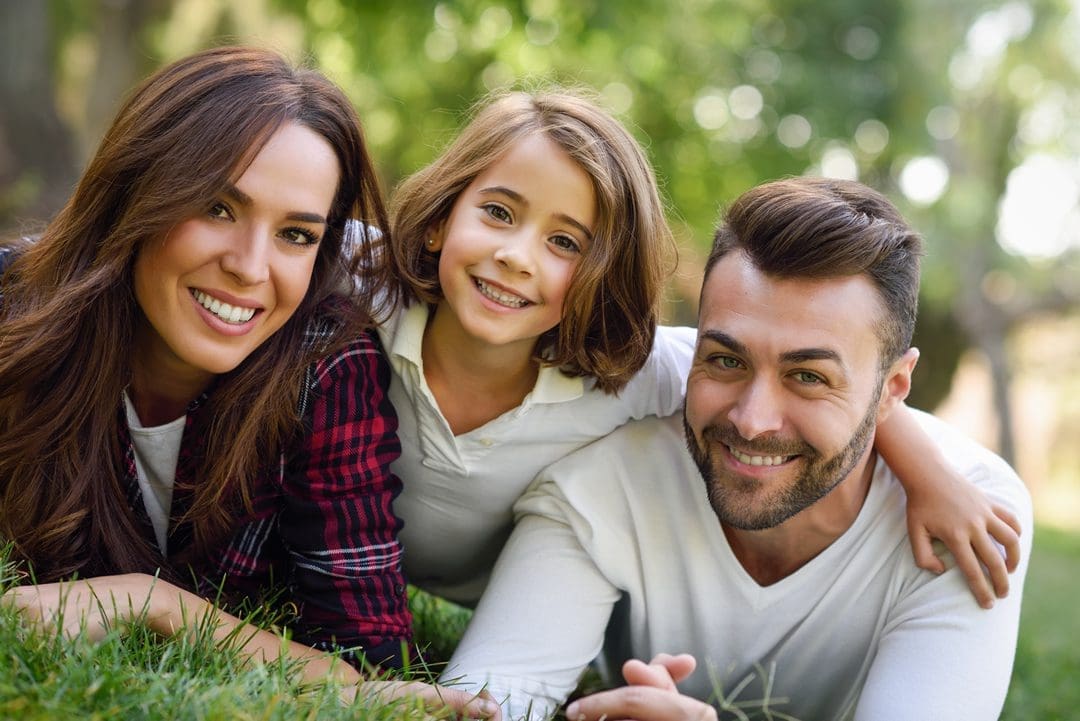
[{"xmin": 12, "ymin": 0, "xmax": 1079, "ymax": 413}]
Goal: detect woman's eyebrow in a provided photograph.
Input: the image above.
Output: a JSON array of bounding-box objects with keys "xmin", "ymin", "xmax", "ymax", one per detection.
[{"xmin": 223, "ymin": 182, "xmax": 327, "ymax": 224}]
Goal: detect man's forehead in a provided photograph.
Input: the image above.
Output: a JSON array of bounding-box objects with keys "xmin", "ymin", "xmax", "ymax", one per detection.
[{"xmin": 699, "ymin": 251, "xmax": 885, "ymax": 362}]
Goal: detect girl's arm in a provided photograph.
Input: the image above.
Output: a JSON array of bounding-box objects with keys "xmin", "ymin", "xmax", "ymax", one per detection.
[
  {"xmin": 1, "ymin": 574, "xmax": 499, "ymax": 718},
  {"xmin": 875, "ymin": 404, "xmax": 1022, "ymax": 609}
]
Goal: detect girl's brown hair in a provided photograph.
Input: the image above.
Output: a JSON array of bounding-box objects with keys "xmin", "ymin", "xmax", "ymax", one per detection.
[
  {"xmin": 0, "ymin": 46, "xmax": 397, "ymax": 582},
  {"xmin": 390, "ymin": 89, "xmax": 676, "ymax": 393}
]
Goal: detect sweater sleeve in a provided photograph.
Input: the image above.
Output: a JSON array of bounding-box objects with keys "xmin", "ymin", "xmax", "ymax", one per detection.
[{"xmin": 279, "ymin": 329, "xmax": 411, "ymax": 669}]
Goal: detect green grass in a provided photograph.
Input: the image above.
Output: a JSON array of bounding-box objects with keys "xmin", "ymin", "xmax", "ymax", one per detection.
[
  {"xmin": 1001, "ymin": 524, "xmax": 1080, "ymax": 721},
  {"xmin": 0, "ymin": 563, "xmax": 458, "ymax": 720},
  {"xmin": 1, "ymin": 525, "xmax": 1076, "ymax": 719}
]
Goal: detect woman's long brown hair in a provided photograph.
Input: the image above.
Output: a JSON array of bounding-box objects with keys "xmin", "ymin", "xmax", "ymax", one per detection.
[{"xmin": 0, "ymin": 46, "xmax": 398, "ymax": 583}]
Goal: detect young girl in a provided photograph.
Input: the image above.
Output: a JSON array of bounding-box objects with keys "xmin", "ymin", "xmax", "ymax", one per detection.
[
  {"xmin": 383, "ymin": 89, "xmax": 1021, "ymax": 610},
  {"xmin": 0, "ymin": 46, "xmax": 494, "ymax": 718}
]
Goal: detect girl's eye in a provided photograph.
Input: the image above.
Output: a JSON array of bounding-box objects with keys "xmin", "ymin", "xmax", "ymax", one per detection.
[
  {"xmin": 484, "ymin": 203, "xmax": 512, "ymax": 223},
  {"xmin": 281, "ymin": 227, "xmax": 321, "ymax": 246},
  {"xmin": 549, "ymin": 234, "xmax": 582, "ymax": 254},
  {"xmin": 207, "ymin": 202, "xmax": 233, "ymax": 221}
]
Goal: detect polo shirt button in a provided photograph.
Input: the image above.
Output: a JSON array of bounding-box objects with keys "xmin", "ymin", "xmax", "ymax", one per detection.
[{"xmin": 479, "ymin": 438, "xmax": 494, "ymax": 447}]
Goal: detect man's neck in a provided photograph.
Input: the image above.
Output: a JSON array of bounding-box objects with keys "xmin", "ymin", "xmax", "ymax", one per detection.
[{"xmin": 723, "ymin": 449, "xmax": 878, "ymax": 587}]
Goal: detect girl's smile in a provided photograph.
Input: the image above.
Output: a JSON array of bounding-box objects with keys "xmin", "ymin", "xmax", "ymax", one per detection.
[{"xmin": 426, "ymin": 133, "xmax": 596, "ymax": 360}]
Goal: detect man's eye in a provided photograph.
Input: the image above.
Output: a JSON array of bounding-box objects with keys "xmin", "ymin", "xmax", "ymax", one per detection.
[
  {"xmin": 794, "ymin": 371, "xmax": 824, "ymax": 384},
  {"xmin": 707, "ymin": 355, "xmax": 741, "ymax": 369}
]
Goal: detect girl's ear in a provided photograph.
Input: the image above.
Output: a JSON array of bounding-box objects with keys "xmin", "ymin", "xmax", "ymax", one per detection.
[{"xmin": 426, "ymin": 219, "xmax": 447, "ymax": 252}]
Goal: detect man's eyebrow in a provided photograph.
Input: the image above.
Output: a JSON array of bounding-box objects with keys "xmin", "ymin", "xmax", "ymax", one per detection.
[
  {"xmin": 780, "ymin": 348, "xmax": 844, "ymax": 365},
  {"xmin": 700, "ymin": 329, "xmax": 846, "ymax": 367},
  {"xmin": 479, "ymin": 185, "xmax": 593, "ymax": 241},
  {"xmin": 699, "ymin": 330, "xmax": 748, "ymax": 356},
  {"xmin": 222, "ymin": 183, "xmax": 327, "ymax": 225}
]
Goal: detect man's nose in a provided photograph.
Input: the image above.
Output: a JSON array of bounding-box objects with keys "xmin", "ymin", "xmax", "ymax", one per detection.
[{"xmin": 726, "ymin": 376, "xmax": 785, "ymax": 440}]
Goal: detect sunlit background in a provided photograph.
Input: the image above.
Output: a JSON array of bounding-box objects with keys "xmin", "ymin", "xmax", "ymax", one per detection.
[{"xmin": 1, "ymin": 0, "xmax": 1078, "ymax": 530}]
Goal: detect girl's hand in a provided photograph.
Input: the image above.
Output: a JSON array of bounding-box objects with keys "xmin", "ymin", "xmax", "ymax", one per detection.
[
  {"xmin": 1, "ymin": 573, "xmax": 165, "ymax": 641},
  {"xmin": 906, "ymin": 475, "xmax": 1022, "ymax": 609},
  {"xmin": 875, "ymin": 402, "xmax": 1023, "ymax": 609}
]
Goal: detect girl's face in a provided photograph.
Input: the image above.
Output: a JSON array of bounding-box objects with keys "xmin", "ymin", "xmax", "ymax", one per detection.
[
  {"xmin": 429, "ymin": 133, "xmax": 596, "ymax": 356},
  {"xmin": 132, "ymin": 121, "xmax": 340, "ymax": 385}
]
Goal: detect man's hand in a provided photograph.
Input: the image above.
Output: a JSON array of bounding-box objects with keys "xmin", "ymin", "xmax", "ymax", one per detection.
[{"xmin": 564, "ymin": 653, "xmax": 716, "ymax": 721}]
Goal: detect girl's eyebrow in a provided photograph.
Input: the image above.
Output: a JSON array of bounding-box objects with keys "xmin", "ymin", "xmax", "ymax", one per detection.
[
  {"xmin": 223, "ymin": 182, "xmax": 328, "ymax": 225},
  {"xmin": 479, "ymin": 185, "xmax": 593, "ymax": 241}
]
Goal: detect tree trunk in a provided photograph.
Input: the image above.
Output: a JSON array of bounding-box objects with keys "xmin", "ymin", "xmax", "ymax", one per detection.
[{"xmin": 0, "ymin": 2, "xmax": 78, "ymax": 228}]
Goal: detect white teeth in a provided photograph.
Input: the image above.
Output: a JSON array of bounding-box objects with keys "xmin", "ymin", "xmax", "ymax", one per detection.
[
  {"xmin": 728, "ymin": 446, "xmax": 789, "ymax": 467},
  {"xmin": 475, "ymin": 278, "xmax": 529, "ymax": 308},
  {"xmin": 192, "ymin": 290, "xmax": 256, "ymax": 324}
]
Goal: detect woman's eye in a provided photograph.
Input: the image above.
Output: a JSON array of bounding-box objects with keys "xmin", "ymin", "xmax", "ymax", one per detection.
[
  {"xmin": 484, "ymin": 204, "xmax": 512, "ymax": 223},
  {"xmin": 282, "ymin": 227, "xmax": 320, "ymax": 246},
  {"xmin": 549, "ymin": 234, "xmax": 581, "ymax": 254},
  {"xmin": 207, "ymin": 202, "xmax": 233, "ymax": 221}
]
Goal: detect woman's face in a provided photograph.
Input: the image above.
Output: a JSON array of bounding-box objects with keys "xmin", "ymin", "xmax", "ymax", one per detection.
[{"xmin": 132, "ymin": 121, "xmax": 340, "ymax": 387}]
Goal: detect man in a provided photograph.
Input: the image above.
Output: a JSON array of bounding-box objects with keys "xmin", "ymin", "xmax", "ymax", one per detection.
[{"xmin": 442, "ymin": 177, "xmax": 1032, "ymax": 720}]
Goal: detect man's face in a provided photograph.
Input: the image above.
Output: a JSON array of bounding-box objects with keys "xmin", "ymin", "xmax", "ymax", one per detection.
[{"xmin": 684, "ymin": 250, "xmax": 895, "ymax": 530}]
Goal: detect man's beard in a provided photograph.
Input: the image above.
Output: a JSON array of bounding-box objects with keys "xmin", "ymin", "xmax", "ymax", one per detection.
[{"xmin": 683, "ymin": 389, "xmax": 881, "ymax": 531}]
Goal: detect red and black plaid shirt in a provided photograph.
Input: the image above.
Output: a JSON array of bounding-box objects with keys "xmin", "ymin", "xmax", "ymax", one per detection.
[{"xmin": 120, "ymin": 325, "xmax": 411, "ymax": 668}]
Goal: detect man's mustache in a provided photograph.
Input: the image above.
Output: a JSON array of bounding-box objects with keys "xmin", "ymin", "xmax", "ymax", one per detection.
[{"xmin": 700, "ymin": 423, "xmax": 815, "ymax": 458}]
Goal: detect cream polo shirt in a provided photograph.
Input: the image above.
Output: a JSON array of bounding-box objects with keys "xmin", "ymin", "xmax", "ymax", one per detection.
[
  {"xmin": 444, "ymin": 411, "xmax": 1033, "ymax": 720},
  {"xmin": 377, "ymin": 303, "xmax": 696, "ymax": 605}
]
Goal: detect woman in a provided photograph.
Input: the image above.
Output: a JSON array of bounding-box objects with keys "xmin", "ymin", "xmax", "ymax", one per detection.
[{"xmin": 0, "ymin": 46, "xmax": 495, "ymax": 718}]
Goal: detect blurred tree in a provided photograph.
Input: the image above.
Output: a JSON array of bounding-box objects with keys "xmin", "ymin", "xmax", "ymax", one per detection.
[
  {"xmin": 3, "ymin": 0, "xmax": 1078, "ymax": 462},
  {"xmin": 886, "ymin": 0, "xmax": 1080, "ymax": 460},
  {"xmin": 0, "ymin": 2, "xmax": 77, "ymax": 228}
]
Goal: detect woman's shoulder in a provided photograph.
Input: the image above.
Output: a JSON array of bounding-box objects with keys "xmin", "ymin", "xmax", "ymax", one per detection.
[
  {"xmin": 302, "ymin": 307, "xmax": 386, "ymax": 381},
  {"xmin": 0, "ymin": 240, "xmax": 29, "ymax": 278},
  {"xmin": 0, "ymin": 245, "xmax": 16, "ymax": 273}
]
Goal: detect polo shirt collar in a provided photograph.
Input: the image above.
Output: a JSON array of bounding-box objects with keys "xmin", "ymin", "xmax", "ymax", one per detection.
[{"xmin": 389, "ymin": 303, "xmax": 585, "ymax": 406}]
